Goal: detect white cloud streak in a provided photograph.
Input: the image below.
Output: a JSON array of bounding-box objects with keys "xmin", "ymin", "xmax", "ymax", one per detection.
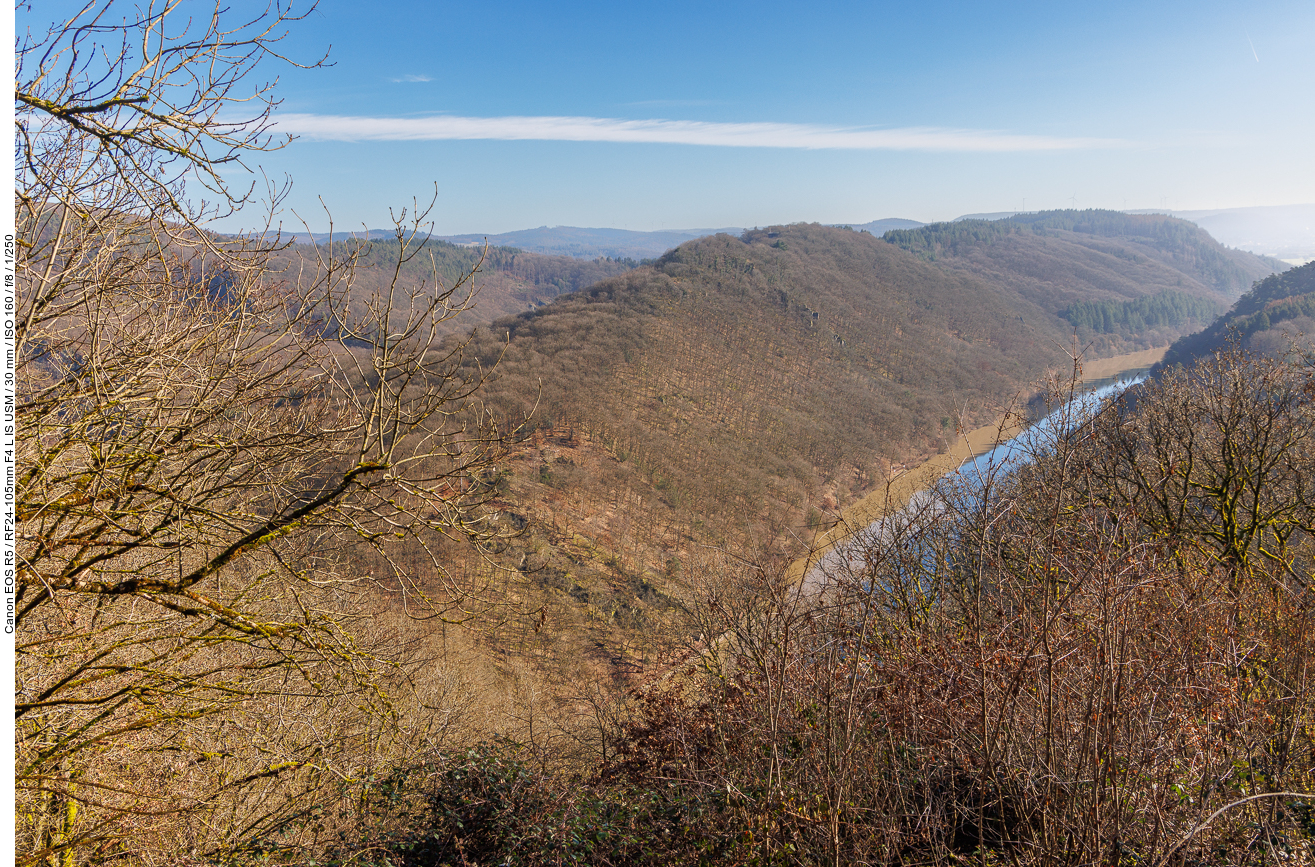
[
  {"xmin": 272, "ymin": 113, "xmax": 1123, "ymax": 152},
  {"xmin": 389, "ymin": 74, "xmax": 433, "ymax": 83}
]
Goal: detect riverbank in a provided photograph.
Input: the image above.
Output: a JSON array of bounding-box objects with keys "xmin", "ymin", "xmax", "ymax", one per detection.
[
  {"xmin": 1082, "ymin": 346, "xmax": 1166, "ymax": 380},
  {"xmin": 791, "ymin": 346, "xmax": 1168, "ymax": 582}
]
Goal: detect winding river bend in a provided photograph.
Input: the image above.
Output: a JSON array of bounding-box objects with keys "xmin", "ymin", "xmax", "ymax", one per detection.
[{"xmin": 803, "ymin": 370, "xmax": 1151, "ymax": 590}]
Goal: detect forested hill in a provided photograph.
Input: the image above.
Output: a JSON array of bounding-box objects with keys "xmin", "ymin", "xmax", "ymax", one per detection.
[
  {"xmin": 263, "ymin": 211, "xmax": 1279, "ymax": 346},
  {"xmin": 463, "ymin": 223, "xmax": 1081, "ymax": 547},
  {"xmin": 426, "ymin": 221, "xmax": 1305, "ymax": 723},
  {"xmin": 1159, "ymin": 260, "xmax": 1315, "ymax": 368},
  {"xmin": 883, "ymin": 210, "xmax": 1282, "ymax": 349}
]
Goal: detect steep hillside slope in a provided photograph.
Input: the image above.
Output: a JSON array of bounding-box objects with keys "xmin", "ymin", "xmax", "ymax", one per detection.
[
  {"xmin": 1160, "ymin": 260, "xmax": 1315, "ymax": 368},
  {"xmin": 416, "ymin": 221, "xmax": 1291, "ymax": 702},
  {"xmin": 466, "ymin": 224, "xmax": 1079, "ymax": 543}
]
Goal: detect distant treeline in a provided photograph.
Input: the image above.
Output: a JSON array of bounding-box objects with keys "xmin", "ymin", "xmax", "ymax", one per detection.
[
  {"xmin": 1009, "ymin": 209, "xmax": 1207, "ymax": 243},
  {"xmin": 882, "ymin": 219, "xmax": 1019, "ymax": 260},
  {"xmin": 881, "ymin": 209, "xmax": 1224, "ymax": 262},
  {"xmin": 1061, "ymin": 290, "xmax": 1220, "ymax": 335},
  {"xmin": 305, "ymin": 236, "xmax": 635, "ymax": 295},
  {"xmin": 883, "ymin": 209, "xmax": 1274, "ymax": 296},
  {"xmin": 267, "ymin": 235, "xmax": 638, "ymax": 336}
]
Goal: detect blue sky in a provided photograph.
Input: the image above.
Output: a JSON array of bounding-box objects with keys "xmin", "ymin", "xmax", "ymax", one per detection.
[{"xmin": 192, "ymin": 0, "xmax": 1314, "ymax": 234}]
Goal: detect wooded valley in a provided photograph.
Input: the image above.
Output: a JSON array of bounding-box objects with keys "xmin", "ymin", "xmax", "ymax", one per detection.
[{"xmin": 13, "ymin": 3, "xmax": 1315, "ymax": 865}]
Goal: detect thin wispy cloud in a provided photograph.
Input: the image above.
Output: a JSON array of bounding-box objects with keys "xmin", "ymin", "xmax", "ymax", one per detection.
[
  {"xmin": 389, "ymin": 74, "xmax": 433, "ymax": 83},
  {"xmin": 272, "ymin": 113, "xmax": 1125, "ymax": 152},
  {"xmin": 624, "ymin": 99, "xmax": 726, "ymax": 108}
]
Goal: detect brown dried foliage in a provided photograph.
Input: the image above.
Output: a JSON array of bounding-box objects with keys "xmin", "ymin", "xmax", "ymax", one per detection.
[{"xmin": 612, "ymin": 349, "xmax": 1315, "ymax": 867}]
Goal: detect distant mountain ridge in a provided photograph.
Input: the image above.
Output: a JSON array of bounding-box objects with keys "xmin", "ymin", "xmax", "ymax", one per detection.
[
  {"xmin": 438, "ymin": 226, "xmax": 744, "ymax": 260},
  {"xmin": 276, "ymin": 204, "xmax": 1312, "ymax": 266},
  {"xmin": 263, "ymin": 235, "xmax": 637, "ymax": 331},
  {"xmin": 281, "ymin": 225, "xmax": 743, "ymax": 260},
  {"xmin": 839, "ymin": 218, "xmax": 927, "ymax": 234},
  {"xmin": 267, "ymin": 211, "xmax": 1284, "ymax": 360}
]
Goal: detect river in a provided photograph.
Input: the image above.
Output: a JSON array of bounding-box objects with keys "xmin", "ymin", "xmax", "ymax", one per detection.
[{"xmin": 803, "ymin": 373, "xmax": 1147, "ymax": 590}]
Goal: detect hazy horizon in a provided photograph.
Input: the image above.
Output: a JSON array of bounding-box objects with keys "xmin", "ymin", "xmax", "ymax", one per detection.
[{"xmin": 276, "ymin": 204, "xmax": 1315, "ymax": 262}]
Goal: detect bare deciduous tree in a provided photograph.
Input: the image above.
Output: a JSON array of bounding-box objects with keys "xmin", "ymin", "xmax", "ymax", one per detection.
[
  {"xmin": 15, "ymin": 2, "xmax": 513, "ymax": 862},
  {"xmin": 622, "ymin": 352, "xmax": 1314, "ymax": 866}
]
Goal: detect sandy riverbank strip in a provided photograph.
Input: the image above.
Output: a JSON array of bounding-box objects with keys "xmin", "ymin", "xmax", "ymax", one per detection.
[
  {"xmin": 789, "ymin": 346, "xmax": 1168, "ymax": 582},
  {"xmin": 1082, "ymin": 346, "xmax": 1166, "ymax": 380}
]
